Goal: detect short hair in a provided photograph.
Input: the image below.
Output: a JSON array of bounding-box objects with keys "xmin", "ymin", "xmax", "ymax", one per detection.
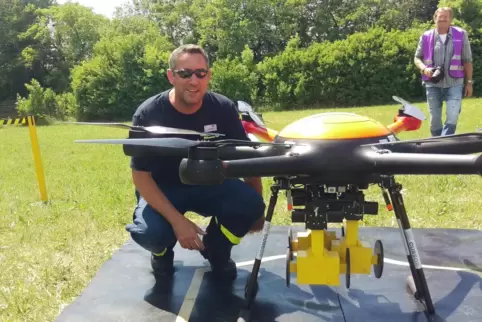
[
  {"xmin": 168, "ymin": 44, "xmax": 209, "ymax": 69},
  {"xmin": 434, "ymin": 7, "xmax": 453, "ymax": 20}
]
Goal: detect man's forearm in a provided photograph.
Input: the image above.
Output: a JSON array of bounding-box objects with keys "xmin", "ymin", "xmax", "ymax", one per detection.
[
  {"xmin": 244, "ymin": 177, "xmax": 263, "ymax": 195},
  {"xmin": 132, "ymin": 170, "xmax": 183, "ymax": 225},
  {"xmin": 464, "ymin": 62, "xmax": 473, "ymax": 81},
  {"xmin": 414, "ymin": 57, "xmax": 426, "ymax": 71}
]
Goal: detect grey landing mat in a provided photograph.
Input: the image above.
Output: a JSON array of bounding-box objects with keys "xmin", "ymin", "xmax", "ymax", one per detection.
[{"xmin": 55, "ymin": 226, "xmax": 482, "ymax": 322}]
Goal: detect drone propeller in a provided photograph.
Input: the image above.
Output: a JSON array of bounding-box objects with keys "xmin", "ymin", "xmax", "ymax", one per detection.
[
  {"xmin": 65, "ymin": 122, "xmax": 225, "ymax": 137},
  {"xmin": 75, "ymin": 136, "xmax": 295, "ymax": 160},
  {"xmin": 75, "ymin": 137, "xmax": 288, "ymax": 148},
  {"xmin": 363, "ymin": 132, "xmax": 482, "ymax": 155},
  {"xmin": 247, "ymin": 110, "xmax": 266, "ymax": 127},
  {"xmin": 75, "ymin": 137, "xmax": 201, "ymax": 149},
  {"xmin": 237, "ymin": 100, "xmax": 269, "ymax": 126},
  {"xmin": 392, "ymin": 96, "xmax": 426, "ymax": 121}
]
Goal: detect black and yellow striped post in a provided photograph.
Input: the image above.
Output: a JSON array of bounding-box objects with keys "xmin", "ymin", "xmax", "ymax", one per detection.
[{"xmin": 0, "ymin": 115, "xmax": 48, "ymax": 202}]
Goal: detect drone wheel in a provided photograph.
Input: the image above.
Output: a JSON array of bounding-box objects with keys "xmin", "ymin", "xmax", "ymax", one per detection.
[
  {"xmin": 237, "ymin": 308, "xmax": 251, "ymax": 322},
  {"xmin": 288, "ymin": 227, "xmax": 294, "ymax": 260},
  {"xmin": 346, "ymin": 248, "xmax": 351, "ymax": 289},
  {"xmin": 286, "ymin": 247, "xmax": 291, "ymax": 287},
  {"xmin": 373, "ymin": 240, "xmax": 384, "ymax": 279}
]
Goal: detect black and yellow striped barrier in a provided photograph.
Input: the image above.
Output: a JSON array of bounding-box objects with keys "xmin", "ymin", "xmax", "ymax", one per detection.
[
  {"xmin": 0, "ymin": 116, "xmax": 28, "ymax": 126},
  {"xmin": 0, "ymin": 115, "xmax": 48, "ymax": 202}
]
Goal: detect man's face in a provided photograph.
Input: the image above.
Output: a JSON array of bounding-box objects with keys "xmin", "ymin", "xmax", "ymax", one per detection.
[
  {"xmin": 435, "ymin": 10, "xmax": 451, "ymax": 29},
  {"xmin": 168, "ymin": 52, "xmax": 211, "ymax": 107}
]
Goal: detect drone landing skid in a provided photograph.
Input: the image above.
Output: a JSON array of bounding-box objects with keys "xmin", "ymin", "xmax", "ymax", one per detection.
[{"xmin": 237, "ymin": 176, "xmax": 435, "ymax": 322}]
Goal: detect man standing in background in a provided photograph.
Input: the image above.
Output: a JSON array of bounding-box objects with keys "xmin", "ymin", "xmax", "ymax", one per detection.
[{"xmin": 414, "ymin": 7, "xmax": 473, "ymax": 136}]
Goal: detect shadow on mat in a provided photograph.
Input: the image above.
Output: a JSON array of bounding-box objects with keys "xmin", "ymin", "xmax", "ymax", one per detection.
[
  {"xmin": 140, "ymin": 261, "xmax": 482, "ymax": 322},
  {"xmin": 142, "ymin": 267, "xmax": 345, "ymax": 321},
  {"xmin": 430, "ymin": 261, "xmax": 482, "ymax": 322},
  {"xmin": 338, "ymin": 265, "xmax": 482, "ymax": 322}
]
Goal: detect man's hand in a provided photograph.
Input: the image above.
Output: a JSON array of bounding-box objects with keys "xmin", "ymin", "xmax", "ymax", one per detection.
[
  {"xmin": 244, "ymin": 177, "xmax": 263, "ymax": 195},
  {"xmin": 249, "ymin": 215, "xmax": 265, "ymax": 233},
  {"xmin": 172, "ymin": 216, "xmax": 206, "ymax": 250},
  {"xmin": 465, "ymin": 83, "xmax": 473, "ymax": 97},
  {"xmin": 422, "ymin": 68, "xmax": 433, "ymax": 77}
]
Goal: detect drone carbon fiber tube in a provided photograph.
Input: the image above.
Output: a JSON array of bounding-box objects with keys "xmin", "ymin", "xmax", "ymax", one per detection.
[
  {"xmin": 380, "ymin": 140, "xmax": 482, "ymax": 155},
  {"xmin": 218, "ymin": 149, "xmax": 368, "ymax": 179},
  {"xmin": 215, "ymin": 148, "xmax": 482, "ymax": 179},
  {"xmin": 366, "ymin": 132, "xmax": 482, "ymax": 155},
  {"xmin": 178, "ymin": 145, "xmax": 482, "ymax": 185},
  {"xmin": 218, "ymin": 145, "xmax": 286, "ymax": 160},
  {"xmin": 359, "ymin": 149, "xmax": 482, "ymax": 175}
]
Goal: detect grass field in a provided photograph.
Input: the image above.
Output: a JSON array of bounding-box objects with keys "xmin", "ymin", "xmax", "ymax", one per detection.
[{"xmin": 1, "ymin": 97, "xmax": 482, "ymax": 321}]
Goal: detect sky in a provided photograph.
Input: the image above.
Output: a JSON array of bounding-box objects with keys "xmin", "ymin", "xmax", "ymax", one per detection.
[{"xmin": 56, "ymin": 0, "xmax": 130, "ymax": 18}]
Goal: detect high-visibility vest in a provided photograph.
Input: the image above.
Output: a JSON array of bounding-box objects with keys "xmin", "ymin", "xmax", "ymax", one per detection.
[{"xmin": 422, "ymin": 26, "xmax": 465, "ymax": 81}]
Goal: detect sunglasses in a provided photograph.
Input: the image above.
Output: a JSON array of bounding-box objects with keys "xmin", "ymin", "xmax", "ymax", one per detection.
[{"xmin": 173, "ymin": 68, "xmax": 209, "ymax": 79}]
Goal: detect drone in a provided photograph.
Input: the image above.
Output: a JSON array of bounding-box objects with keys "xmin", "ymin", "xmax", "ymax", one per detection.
[{"xmin": 72, "ymin": 96, "xmax": 482, "ymax": 322}]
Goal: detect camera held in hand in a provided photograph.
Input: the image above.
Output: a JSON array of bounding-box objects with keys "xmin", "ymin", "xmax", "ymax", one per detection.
[{"xmin": 427, "ymin": 66, "xmax": 444, "ymax": 83}]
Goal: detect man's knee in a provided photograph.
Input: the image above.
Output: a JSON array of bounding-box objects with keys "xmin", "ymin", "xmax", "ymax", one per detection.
[
  {"xmin": 446, "ymin": 102, "xmax": 462, "ymax": 126},
  {"xmin": 217, "ymin": 179, "xmax": 266, "ymax": 235},
  {"xmin": 126, "ymin": 203, "xmax": 176, "ymax": 254},
  {"xmin": 249, "ymin": 214, "xmax": 265, "ymax": 233},
  {"xmin": 242, "ymin": 184, "xmax": 266, "ymax": 221},
  {"xmin": 240, "ymin": 184, "xmax": 266, "ymax": 233}
]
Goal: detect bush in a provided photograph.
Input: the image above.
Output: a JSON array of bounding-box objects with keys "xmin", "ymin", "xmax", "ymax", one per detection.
[
  {"xmin": 209, "ymin": 45, "xmax": 258, "ymax": 104},
  {"xmin": 70, "ymin": 20, "xmax": 174, "ymax": 121},
  {"xmin": 15, "ymin": 79, "xmax": 74, "ymax": 123},
  {"xmin": 256, "ymin": 26, "xmax": 430, "ymax": 109}
]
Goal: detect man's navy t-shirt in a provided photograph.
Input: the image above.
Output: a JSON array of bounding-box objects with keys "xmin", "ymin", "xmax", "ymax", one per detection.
[{"xmin": 130, "ymin": 89, "xmax": 249, "ymax": 185}]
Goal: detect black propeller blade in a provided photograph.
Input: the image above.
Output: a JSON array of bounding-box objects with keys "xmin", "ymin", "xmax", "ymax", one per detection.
[
  {"xmin": 75, "ymin": 137, "xmax": 296, "ymax": 160},
  {"xmin": 392, "ymin": 96, "xmax": 426, "ymax": 121},
  {"xmin": 75, "ymin": 137, "xmax": 201, "ymax": 149},
  {"xmin": 75, "ymin": 137, "xmax": 291, "ymax": 148}
]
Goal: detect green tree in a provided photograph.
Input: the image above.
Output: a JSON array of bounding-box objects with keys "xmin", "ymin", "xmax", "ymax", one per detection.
[
  {"xmin": 0, "ymin": 0, "xmax": 53, "ymax": 100},
  {"xmin": 19, "ymin": 3, "xmax": 109, "ymax": 93},
  {"xmin": 71, "ymin": 17, "xmax": 174, "ymax": 121}
]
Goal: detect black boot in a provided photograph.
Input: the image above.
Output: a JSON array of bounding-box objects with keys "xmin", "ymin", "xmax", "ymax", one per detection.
[
  {"xmin": 200, "ymin": 218, "xmax": 237, "ymax": 281},
  {"xmin": 151, "ymin": 245, "xmax": 175, "ymax": 278}
]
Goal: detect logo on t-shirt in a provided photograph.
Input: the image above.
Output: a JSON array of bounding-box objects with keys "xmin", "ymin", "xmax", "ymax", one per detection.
[{"xmin": 204, "ymin": 124, "xmax": 217, "ymax": 132}]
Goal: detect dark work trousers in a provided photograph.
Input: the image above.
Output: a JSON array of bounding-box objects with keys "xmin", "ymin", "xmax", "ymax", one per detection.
[{"xmin": 125, "ymin": 178, "xmax": 266, "ymax": 256}]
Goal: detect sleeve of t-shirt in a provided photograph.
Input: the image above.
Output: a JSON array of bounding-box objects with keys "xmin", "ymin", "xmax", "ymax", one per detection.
[
  {"xmin": 223, "ymin": 100, "xmax": 250, "ymax": 140},
  {"xmin": 129, "ymin": 112, "xmax": 153, "ymax": 172},
  {"xmin": 414, "ymin": 34, "xmax": 424, "ymax": 60},
  {"xmin": 462, "ymin": 30, "xmax": 472, "ymax": 63}
]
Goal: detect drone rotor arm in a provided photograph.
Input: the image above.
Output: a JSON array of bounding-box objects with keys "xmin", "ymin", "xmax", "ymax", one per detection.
[
  {"xmin": 363, "ymin": 132, "xmax": 482, "ymax": 155},
  {"xmin": 360, "ymin": 149, "xmax": 482, "ymax": 175},
  {"xmin": 179, "ymin": 152, "xmax": 314, "ymax": 185},
  {"xmin": 221, "ymin": 155, "xmax": 309, "ymax": 178},
  {"xmin": 217, "ymin": 145, "xmax": 287, "ymax": 160}
]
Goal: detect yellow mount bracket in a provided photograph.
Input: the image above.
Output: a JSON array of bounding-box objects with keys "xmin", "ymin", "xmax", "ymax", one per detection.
[{"xmin": 287, "ymin": 220, "xmax": 383, "ymax": 287}]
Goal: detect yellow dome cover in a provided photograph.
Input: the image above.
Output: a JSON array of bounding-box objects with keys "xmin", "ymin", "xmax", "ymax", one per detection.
[{"xmin": 278, "ymin": 112, "xmax": 391, "ymax": 140}]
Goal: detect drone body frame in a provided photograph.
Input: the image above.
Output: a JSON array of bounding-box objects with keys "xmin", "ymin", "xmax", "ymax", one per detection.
[{"xmin": 73, "ymin": 97, "xmax": 482, "ymax": 321}]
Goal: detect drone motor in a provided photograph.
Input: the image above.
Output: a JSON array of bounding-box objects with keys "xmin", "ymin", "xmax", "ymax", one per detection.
[{"xmin": 179, "ymin": 146, "xmax": 225, "ymax": 185}]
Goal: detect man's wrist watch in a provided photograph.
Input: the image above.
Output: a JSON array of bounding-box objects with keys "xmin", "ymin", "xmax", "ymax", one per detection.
[{"xmin": 467, "ymin": 79, "xmax": 474, "ymax": 84}]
